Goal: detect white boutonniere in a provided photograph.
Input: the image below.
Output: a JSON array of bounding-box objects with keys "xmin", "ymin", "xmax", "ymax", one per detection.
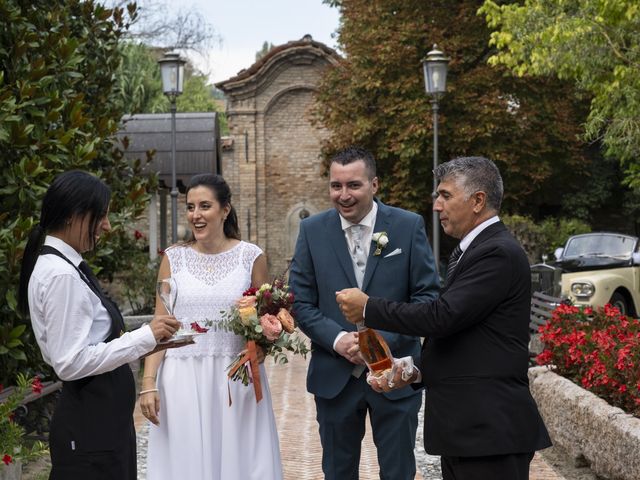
[{"xmin": 371, "ymin": 231, "xmax": 389, "ymax": 256}]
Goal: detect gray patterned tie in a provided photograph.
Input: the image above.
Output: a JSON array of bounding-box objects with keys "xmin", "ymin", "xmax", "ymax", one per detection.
[
  {"xmin": 348, "ymin": 224, "xmax": 367, "ymax": 378},
  {"xmin": 350, "ymin": 224, "xmax": 367, "ymax": 288},
  {"xmin": 445, "ymin": 244, "xmax": 463, "ymax": 286}
]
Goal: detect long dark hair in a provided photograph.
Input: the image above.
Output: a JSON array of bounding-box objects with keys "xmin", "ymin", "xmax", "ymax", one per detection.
[
  {"xmin": 18, "ymin": 171, "xmax": 111, "ymax": 316},
  {"xmin": 186, "ymin": 173, "xmax": 240, "ymax": 240}
]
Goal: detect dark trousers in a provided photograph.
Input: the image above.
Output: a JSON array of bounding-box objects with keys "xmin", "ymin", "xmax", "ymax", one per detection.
[
  {"xmin": 441, "ymin": 452, "xmax": 535, "ymax": 480},
  {"xmin": 315, "ymin": 374, "xmax": 422, "ymax": 480}
]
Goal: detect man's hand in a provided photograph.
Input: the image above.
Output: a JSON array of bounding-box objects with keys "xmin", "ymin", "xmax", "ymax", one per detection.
[
  {"xmin": 335, "ymin": 332, "xmax": 365, "ymax": 365},
  {"xmin": 335, "ymin": 288, "xmax": 369, "ymax": 324},
  {"xmin": 148, "ymin": 314, "xmax": 180, "ymax": 342},
  {"xmin": 367, "ymin": 358, "xmax": 421, "ymax": 393}
]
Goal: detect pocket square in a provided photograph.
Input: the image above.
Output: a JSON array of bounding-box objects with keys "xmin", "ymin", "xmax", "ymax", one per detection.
[{"xmin": 384, "ymin": 248, "xmax": 402, "ymax": 258}]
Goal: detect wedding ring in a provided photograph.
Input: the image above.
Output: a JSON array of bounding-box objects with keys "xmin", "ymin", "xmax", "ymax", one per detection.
[{"xmin": 388, "ymin": 380, "xmax": 395, "ymax": 388}]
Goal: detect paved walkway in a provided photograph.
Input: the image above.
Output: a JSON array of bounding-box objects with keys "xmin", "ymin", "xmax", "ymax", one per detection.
[{"xmin": 134, "ymin": 354, "xmax": 565, "ymax": 479}]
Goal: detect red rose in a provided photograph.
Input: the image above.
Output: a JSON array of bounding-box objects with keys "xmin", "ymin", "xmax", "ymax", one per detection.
[
  {"xmin": 31, "ymin": 377, "xmax": 43, "ymax": 394},
  {"xmin": 2, "ymin": 455, "xmax": 12, "ymax": 465},
  {"xmin": 243, "ymin": 287, "xmax": 258, "ymax": 297},
  {"xmin": 134, "ymin": 230, "xmax": 144, "ymax": 240},
  {"xmin": 190, "ymin": 322, "xmax": 209, "ymax": 333}
]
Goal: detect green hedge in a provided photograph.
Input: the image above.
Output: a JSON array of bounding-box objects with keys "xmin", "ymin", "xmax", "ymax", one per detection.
[
  {"xmin": 0, "ymin": 1, "xmax": 156, "ymax": 384},
  {"xmin": 503, "ymin": 214, "xmax": 591, "ymax": 264}
]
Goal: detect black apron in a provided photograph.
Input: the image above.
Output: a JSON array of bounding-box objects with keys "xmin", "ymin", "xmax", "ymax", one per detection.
[{"xmin": 41, "ymin": 246, "xmax": 137, "ymax": 480}]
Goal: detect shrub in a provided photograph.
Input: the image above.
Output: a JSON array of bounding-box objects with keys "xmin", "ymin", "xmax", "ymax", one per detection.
[
  {"xmin": 0, "ymin": 373, "xmax": 47, "ymax": 465},
  {"xmin": 502, "ymin": 214, "xmax": 591, "ymax": 263},
  {"xmin": 0, "ymin": 1, "xmax": 156, "ymax": 385},
  {"xmin": 536, "ymin": 303, "xmax": 640, "ymax": 417},
  {"xmin": 112, "ymin": 230, "xmax": 160, "ymax": 315}
]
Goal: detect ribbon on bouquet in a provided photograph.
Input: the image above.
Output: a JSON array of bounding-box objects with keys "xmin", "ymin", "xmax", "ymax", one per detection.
[{"xmin": 227, "ymin": 340, "xmax": 263, "ymax": 406}]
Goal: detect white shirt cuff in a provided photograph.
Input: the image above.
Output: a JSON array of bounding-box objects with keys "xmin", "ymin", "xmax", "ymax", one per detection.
[
  {"xmin": 333, "ymin": 331, "xmax": 349, "ymax": 351},
  {"xmin": 125, "ymin": 323, "xmax": 157, "ymax": 357}
]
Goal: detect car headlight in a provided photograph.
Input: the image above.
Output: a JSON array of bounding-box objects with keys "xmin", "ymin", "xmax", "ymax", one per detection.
[{"xmin": 571, "ymin": 281, "xmax": 595, "ymax": 298}]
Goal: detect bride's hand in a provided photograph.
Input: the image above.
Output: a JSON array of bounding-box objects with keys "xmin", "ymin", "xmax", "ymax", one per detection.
[{"xmin": 139, "ymin": 378, "xmax": 161, "ymax": 425}]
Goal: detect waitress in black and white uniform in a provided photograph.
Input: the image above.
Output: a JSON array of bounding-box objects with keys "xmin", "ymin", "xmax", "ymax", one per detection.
[{"xmin": 18, "ymin": 170, "xmax": 180, "ymax": 480}]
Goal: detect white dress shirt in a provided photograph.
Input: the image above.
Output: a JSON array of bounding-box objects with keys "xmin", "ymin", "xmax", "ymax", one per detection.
[
  {"xmin": 340, "ymin": 201, "xmax": 378, "ymax": 259},
  {"xmin": 28, "ymin": 236, "xmax": 156, "ymax": 381},
  {"xmin": 457, "ymin": 215, "xmax": 501, "ymax": 260}
]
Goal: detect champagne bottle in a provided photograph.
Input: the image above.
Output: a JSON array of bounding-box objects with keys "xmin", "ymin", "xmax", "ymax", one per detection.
[{"xmin": 356, "ymin": 321, "xmax": 393, "ymax": 376}]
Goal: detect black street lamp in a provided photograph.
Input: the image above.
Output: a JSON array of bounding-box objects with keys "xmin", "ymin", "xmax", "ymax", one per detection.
[
  {"xmin": 422, "ymin": 44, "xmax": 449, "ymax": 275},
  {"xmin": 158, "ymin": 51, "xmax": 186, "ymax": 244}
]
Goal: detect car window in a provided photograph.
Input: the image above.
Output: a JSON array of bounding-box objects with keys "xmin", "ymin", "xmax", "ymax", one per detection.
[{"xmin": 564, "ymin": 235, "xmax": 635, "ymax": 258}]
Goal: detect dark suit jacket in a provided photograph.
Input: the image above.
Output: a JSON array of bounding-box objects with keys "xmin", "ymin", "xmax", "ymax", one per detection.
[
  {"xmin": 289, "ymin": 199, "xmax": 439, "ymax": 400},
  {"xmin": 366, "ymin": 221, "xmax": 552, "ymax": 456}
]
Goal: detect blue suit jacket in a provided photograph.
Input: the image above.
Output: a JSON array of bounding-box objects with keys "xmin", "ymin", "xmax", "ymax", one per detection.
[{"xmin": 289, "ymin": 199, "xmax": 439, "ymax": 400}]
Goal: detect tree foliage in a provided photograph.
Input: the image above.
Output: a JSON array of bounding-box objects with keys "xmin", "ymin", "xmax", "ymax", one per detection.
[
  {"xmin": 316, "ymin": 0, "xmax": 592, "ymax": 220},
  {"xmin": 0, "ymin": 0, "xmax": 155, "ymax": 384},
  {"xmin": 115, "ymin": 42, "xmax": 226, "ymax": 134},
  {"xmin": 480, "ymin": 0, "xmax": 640, "ymax": 188},
  {"xmin": 256, "ymin": 41, "xmax": 275, "ymax": 61},
  {"xmin": 115, "ymin": 42, "xmax": 222, "ymax": 116}
]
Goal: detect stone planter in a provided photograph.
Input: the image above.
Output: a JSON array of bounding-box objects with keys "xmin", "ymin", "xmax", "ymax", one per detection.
[
  {"xmin": 529, "ymin": 366, "xmax": 640, "ymax": 480},
  {"xmin": 0, "ymin": 460, "xmax": 22, "ymax": 480}
]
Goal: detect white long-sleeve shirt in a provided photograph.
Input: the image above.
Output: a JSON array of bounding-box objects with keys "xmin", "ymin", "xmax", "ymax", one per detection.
[{"xmin": 27, "ymin": 236, "xmax": 156, "ymax": 381}]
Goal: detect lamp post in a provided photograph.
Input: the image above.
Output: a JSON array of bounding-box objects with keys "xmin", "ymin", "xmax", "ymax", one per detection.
[
  {"xmin": 158, "ymin": 51, "xmax": 186, "ymax": 243},
  {"xmin": 422, "ymin": 44, "xmax": 449, "ymax": 275}
]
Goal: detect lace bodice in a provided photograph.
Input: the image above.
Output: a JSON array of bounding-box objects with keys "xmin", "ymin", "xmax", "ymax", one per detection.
[{"xmin": 164, "ymin": 241, "xmax": 262, "ymax": 358}]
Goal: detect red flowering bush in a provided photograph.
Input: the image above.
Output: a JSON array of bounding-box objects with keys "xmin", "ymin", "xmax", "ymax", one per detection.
[
  {"xmin": 536, "ymin": 303, "xmax": 640, "ymax": 417},
  {"xmin": 0, "ymin": 373, "xmax": 47, "ymax": 465}
]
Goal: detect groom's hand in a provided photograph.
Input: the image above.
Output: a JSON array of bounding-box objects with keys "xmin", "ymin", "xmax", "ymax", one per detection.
[
  {"xmin": 336, "ymin": 288, "xmax": 369, "ymax": 324},
  {"xmin": 335, "ymin": 332, "xmax": 365, "ymax": 365}
]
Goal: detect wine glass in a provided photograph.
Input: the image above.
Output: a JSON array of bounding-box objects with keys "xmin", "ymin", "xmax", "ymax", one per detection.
[{"xmin": 156, "ymin": 277, "xmax": 178, "ymax": 316}]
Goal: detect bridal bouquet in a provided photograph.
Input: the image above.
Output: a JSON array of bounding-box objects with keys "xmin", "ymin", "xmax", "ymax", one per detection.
[{"xmin": 220, "ymin": 278, "xmax": 309, "ymax": 402}]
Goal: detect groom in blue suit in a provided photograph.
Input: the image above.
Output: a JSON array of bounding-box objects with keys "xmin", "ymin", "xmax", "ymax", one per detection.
[{"xmin": 289, "ymin": 146, "xmax": 439, "ymax": 479}]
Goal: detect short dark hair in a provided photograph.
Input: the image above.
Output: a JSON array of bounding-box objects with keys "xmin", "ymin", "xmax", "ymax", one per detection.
[
  {"xmin": 186, "ymin": 173, "xmax": 240, "ymax": 240},
  {"xmin": 434, "ymin": 156, "xmax": 504, "ymax": 212},
  {"xmin": 330, "ymin": 146, "xmax": 377, "ymax": 179},
  {"xmin": 18, "ymin": 170, "xmax": 111, "ymax": 315}
]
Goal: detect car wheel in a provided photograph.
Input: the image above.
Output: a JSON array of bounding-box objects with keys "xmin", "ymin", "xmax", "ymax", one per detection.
[{"xmin": 609, "ymin": 292, "xmax": 630, "ymax": 315}]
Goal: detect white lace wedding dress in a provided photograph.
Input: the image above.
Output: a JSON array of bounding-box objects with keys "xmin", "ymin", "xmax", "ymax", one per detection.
[{"xmin": 146, "ymin": 242, "xmax": 283, "ymax": 480}]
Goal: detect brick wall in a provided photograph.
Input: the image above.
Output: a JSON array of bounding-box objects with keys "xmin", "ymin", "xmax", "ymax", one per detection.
[{"xmin": 218, "ymin": 37, "xmax": 338, "ymax": 277}]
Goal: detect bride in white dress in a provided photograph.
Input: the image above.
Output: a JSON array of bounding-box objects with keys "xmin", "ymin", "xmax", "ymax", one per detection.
[{"xmin": 140, "ymin": 174, "xmax": 283, "ymax": 480}]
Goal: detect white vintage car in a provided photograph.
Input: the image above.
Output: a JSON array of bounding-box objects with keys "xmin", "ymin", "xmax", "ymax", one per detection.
[{"xmin": 531, "ymin": 233, "xmax": 640, "ymax": 316}]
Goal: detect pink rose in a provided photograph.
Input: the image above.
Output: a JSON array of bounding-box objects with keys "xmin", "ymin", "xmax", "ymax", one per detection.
[
  {"xmin": 260, "ymin": 313, "xmax": 283, "ymax": 341},
  {"xmin": 236, "ymin": 295, "xmax": 257, "ymax": 308}
]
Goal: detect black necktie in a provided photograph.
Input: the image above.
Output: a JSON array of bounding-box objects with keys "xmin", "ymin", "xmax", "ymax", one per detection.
[
  {"xmin": 79, "ymin": 261, "xmax": 102, "ymax": 294},
  {"xmin": 445, "ymin": 244, "xmax": 463, "ymax": 285},
  {"xmin": 79, "ymin": 261, "xmax": 126, "ymax": 337}
]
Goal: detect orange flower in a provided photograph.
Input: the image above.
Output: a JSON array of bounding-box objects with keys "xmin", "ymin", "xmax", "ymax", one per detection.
[{"xmin": 236, "ymin": 295, "xmax": 257, "ymax": 309}]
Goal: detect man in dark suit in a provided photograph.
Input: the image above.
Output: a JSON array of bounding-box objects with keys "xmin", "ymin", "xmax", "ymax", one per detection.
[
  {"xmin": 337, "ymin": 156, "xmax": 551, "ymax": 480},
  {"xmin": 289, "ymin": 146, "xmax": 440, "ymax": 479}
]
